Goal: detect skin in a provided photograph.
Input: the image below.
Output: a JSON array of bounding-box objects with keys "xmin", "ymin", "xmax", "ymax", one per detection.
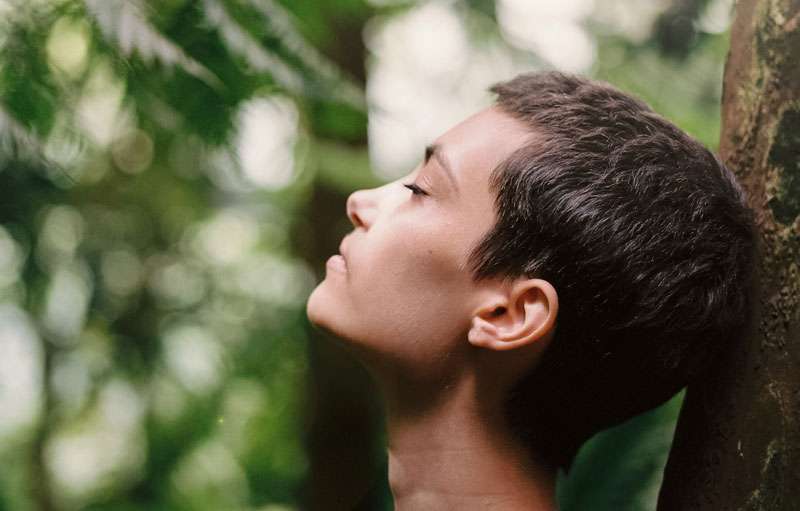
[{"xmin": 306, "ymin": 106, "xmax": 560, "ymax": 510}]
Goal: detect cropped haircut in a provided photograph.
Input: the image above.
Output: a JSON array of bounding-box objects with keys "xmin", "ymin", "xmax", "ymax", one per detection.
[{"xmin": 467, "ymin": 72, "xmax": 757, "ymax": 472}]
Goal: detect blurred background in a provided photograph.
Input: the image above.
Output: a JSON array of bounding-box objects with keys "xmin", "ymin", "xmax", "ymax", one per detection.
[{"xmin": 0, "ymin": 0, "xmax": 733, "ymax": 509}]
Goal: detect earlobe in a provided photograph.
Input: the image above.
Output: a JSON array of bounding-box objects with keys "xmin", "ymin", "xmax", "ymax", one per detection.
[{"xmin": 467, "ymin": 279, "xmax": 558, "ymax": 352}]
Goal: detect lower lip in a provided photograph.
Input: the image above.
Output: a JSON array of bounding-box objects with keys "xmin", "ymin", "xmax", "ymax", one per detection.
[{"xmin": 326, "ymin": 254, "xmax": 347, "ymax": 273}]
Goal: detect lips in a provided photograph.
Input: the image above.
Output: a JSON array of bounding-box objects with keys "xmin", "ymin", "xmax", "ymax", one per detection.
[
  {"xmin": 326, "ymin": 254, "xmax": 347, "ymax": 272},
  {"xmin": 324, "ymin": 237, "xmax": 349, "ymax": 273}
]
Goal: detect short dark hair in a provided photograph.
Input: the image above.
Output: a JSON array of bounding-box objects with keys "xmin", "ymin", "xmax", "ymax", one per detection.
[{"xmin": 468, "ymin": 71, "xmax": 757, "ymax": 472}]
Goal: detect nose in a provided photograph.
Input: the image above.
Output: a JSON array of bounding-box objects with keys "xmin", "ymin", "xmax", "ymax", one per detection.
[{"xmin": 346, "ymin": 189, "xmax": 375, "ymax": 229}]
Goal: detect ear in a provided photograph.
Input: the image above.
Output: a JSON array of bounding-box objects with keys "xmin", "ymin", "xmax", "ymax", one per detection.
[{"xmin": 467, "ymin": 278, "xmax": 558, "ymax": 352}]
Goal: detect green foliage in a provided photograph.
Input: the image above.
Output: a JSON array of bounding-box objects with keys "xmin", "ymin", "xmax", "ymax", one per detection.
[{"xmin": 558, "ymin": 391, "xmax": 685, "ymax": 511}]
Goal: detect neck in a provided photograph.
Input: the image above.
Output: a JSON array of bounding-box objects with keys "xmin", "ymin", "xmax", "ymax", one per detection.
[{"xmin": 380, "ymin": 369, "xmax": 558, "ymax": 511}]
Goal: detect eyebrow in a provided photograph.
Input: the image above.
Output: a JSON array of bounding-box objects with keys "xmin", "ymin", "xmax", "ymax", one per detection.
[{"xmin": 424, "ymin": 144, "xmax": 459, "ymax": 193}]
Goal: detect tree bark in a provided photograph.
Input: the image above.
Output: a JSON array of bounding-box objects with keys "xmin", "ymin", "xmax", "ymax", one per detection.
[{"xmin": 658, "ymin": 0, "xmax": 800, "ymax": 509}]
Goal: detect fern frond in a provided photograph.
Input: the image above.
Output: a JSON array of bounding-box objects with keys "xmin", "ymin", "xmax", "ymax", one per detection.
[{"xmin": 84, "ymin": 0, "xmax": 222, "ymax": 89}]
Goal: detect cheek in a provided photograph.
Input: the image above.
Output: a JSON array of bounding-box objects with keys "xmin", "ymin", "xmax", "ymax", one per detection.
[
  {"xmin": 363, "ymin": 224, "xmax": 454, "ymax": 284},
  {"xmin": 351, "ymin": 224, "xmax": 469, "ymax": 330}
]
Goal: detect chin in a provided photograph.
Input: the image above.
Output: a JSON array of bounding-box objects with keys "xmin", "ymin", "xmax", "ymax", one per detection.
[
  {"xmin": 305, "ymin": 283, "xmax": 329, "ymax": 328},
  {"xmin": 305, "ymin": 284, "xmax": 377, "ymax": 361},
  {"xmin": 306, "ymin": 282, "xmax": 351, "ymax": 337}
]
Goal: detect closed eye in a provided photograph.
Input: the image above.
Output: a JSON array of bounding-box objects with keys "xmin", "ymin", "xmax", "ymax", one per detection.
[{"xmin": 403, "ymin": 183, "xmax": 428, "ymax": 196}]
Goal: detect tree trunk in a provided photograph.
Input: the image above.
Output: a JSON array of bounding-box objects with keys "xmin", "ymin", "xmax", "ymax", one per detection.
[
  {"xmin": 292, "ymin": 3, "xmax": 389, "ymax": 509},
  {"xmin": 658, "ymin": 0, "xmax": 800, "ymax": 509}
]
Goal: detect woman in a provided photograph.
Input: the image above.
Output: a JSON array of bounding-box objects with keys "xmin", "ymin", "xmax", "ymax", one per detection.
[{"xmin": 306, "ymin": 71, "xmax": 756, "ymax": 510}]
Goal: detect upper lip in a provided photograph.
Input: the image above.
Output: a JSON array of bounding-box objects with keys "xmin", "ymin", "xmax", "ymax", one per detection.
[{"xmin": 338, "ymin": 237, "xmax": 350, "ymax": 262}]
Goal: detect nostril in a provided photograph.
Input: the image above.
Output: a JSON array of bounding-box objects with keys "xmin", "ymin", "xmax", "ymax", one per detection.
[
  {"xmin": 346, "ymin": 192, "xmax": 366, "ymax": 228},
  {"xmin": 350, "ymin": 210, "xmax": 364, "ymax": 228}
]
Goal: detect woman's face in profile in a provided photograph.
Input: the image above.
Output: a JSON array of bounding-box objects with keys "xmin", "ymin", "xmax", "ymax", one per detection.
[{"xmin": 306, "ymin": 107, "xmax": 532, "ymax": 379}]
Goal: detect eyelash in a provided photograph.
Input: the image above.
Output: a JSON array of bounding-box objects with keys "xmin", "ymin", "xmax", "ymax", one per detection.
[{"xmin": 403, "ymin": 183, "xmax": 428, "ymax": 196}]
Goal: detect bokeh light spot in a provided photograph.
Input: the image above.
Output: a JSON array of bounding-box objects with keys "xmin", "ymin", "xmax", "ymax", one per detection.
[{"xmin": 235, "ymin": 97, "xmax": 298, "ymax": 189}]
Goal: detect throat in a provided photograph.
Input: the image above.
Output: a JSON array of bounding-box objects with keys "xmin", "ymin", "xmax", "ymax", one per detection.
[{"xmin": 384, "ymin": 387, "xmax": 557, "ymax": 511}]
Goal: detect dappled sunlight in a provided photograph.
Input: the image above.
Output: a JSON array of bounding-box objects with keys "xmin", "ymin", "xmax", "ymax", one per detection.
[
  {"xmin": 217, "ymin": 378, "xmax": 269, "ymax": 455},
  {"xmin": 591, "ymin": 0, "xmax": 668, "ymax": 42},
  {"xmin": 193, "ymin": 209, "xmax": 261, "ymax": 266},
  {"xmin": 42, "ymin": 263, "xmax": 92, "ymax": 345},
  {"xmin": 100, "ymin": 248, "xmax": 144, "ymax": 297},
  {"xmin": 37, "ymin": 205, "xmax": 85, "ymax": 266},
  {"xmin": 230, "ymin": 254, "xmax": 316, "ymax": 307},
  {"xmin": 372, "ymin": 2, "xmax": 469, "ymax": 76},
  {"xmin": 235, "ymin": 97, "xmax": 299, "ymax": 190},
  {"xmin": 146, "ymin": 255, "xmax": 207, "ymax": 310},
  {"xmin": 111, "ymin": 129, "xmax": 155, "ymax": 175},
  {"xmin": 0, "ymin": 225, "xmax": 25, "ymax": 288},
  {"xmin": 46, "ymin": 379, "xmax": 146, "ymax": 504},
  {"xmin": 43, "ymin": 113, "xmax": 88, "ymax": 177},
  {"xmin": 0, "ymin": 305, "xmax": 42, "ymax": 440},
  {"xmin": 46, "ymin": 17, "xmax": 90, "ymax": 79},
  {"xmin": 75, "ymin": 60, "xmax": 130, "ymax": 148},
  {"xmin": 163, "ymin": 323, "xmax": 224, "ymax": 396},
  {"xmin": 151, "ymin": 370, "xmax": 190, "ymax": 424},
  {"xmin": 698, "ymin": 0, "xmax": 735, "ymax": 34},
  {"xmin": 497, "ymin": 0, "xmax": 596, "ymax": 72},
  {"xmin": 51, "ymin": 350, "xmax": 92, "ymax": 418},
  {"xmin": 170, "ymin": 438, "xmax": 250, "ymax": 510},
  {"xmin": 188, "ymin": 207, "xmax": 314, "ymax": 308},
  {"xmin": 366, "ymin": 2, "xmax": 535, "ymax": 179}
]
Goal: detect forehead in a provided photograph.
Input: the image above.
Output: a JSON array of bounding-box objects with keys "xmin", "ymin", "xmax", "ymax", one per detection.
[{"xmin": 434, "ymin": 106, "xmax": 533, "ymax": 192}]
